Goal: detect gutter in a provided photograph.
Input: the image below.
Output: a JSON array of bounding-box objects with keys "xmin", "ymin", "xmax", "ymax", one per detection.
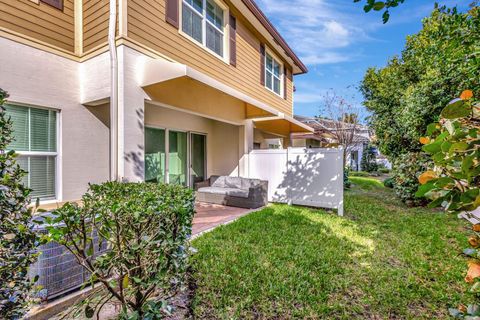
[{"xmin": 108, "ymin": 0, "xmax": 118, "ymax": 181}]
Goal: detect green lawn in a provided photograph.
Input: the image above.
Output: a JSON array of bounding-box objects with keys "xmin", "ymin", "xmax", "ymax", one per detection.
[{"xmin": 191, "ymin": 177, "xmax": 469, "ymax": 319}]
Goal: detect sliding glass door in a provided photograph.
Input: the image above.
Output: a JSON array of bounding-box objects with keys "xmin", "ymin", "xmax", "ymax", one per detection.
[
  {"xmin": 168, "ymin": 131, "xmax": 188, "ymax": 186},
  {"xmin": 145, "ymin": 128, "xmax": 206, "ymax": 187},
  {"xmin": 144, "ymin": 127, "xmax": 166, "ymax": 183},
  {"xmin": 190, "ymin": 133, "xmax": 206, "ymax": 187}
]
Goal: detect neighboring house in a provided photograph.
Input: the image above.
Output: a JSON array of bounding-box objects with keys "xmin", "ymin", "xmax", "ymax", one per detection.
[
  {"xmin": 292, "ymin": 115, "xmax": 391, "ymax": 171},
  {"xmin": 0, "ymin": 0, "xmax": 313, "ymax": 206}
]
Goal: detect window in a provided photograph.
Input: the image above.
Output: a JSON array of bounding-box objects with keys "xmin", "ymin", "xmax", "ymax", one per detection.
[
  {"xmin": 5, "ymin": 104, "xmax": 58, "ymax": 200},
  {"xmin": 265, "ymin": 52, "xmax": 283, "ymax": 96},
  {"xmin": 182, "ymin": 0, "xmax": 225, "ymax": 57}
]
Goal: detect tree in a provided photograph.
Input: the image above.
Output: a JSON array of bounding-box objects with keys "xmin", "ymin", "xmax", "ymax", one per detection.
[
  {"xmin": 0, "ymin": 89, "xmax": 38, "ymax": 319},
  {"xmin": 318, "ymin": 90, "xmax": 368, "ymax": 166},
  {"xmin": 354, "ymin": 0, "xmax": 406, "ymax": 23},
  {"xmin": 361, "ymin": 6, "xmax": 480, "ymax": 160},
  {"xmin": 360, "ymin": 6, "xmax": 479, "ymax": 202},
  {"xmin": 360, "ymin": 143, "xmax": 378, "ymax": 172},
  {"xmin": 353, "ymin": 1, "xmax": 479, "ymax": 23}
]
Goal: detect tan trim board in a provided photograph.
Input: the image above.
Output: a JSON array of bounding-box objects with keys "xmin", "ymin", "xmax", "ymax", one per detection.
[
  {"xmin": 119, "ymin": 0, "xmax": 128, "ymax": 36},
  {"xmin": 74, "ymin": 0, "xmax": 83, "ymax": 55}
]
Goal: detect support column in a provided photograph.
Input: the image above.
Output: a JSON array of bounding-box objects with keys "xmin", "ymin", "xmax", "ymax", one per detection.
[
  {"xmin": 238, "ymin": 119, "xmax": 254, "ymax": 177},
  {"xmin": 116, "ymin": 46, "xmax": 146, "ymax": 182}
]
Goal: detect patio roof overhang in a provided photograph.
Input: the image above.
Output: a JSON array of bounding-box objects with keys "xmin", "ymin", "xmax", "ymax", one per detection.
[
  {"xmin": 252, "ymin": 114, "xmax": 314, "ymax": 137},
  {"xmin": 290, "ymin": 132, "xmax": 326, "ymax": 141},
  {"xmin": 139, "ymin": 59, "xmax": 312, "ymax": 134}
]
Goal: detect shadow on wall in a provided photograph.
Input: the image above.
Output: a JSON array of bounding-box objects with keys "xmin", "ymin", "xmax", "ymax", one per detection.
[
  {"xmin": 124, "ymin": 108, "xmax": 145, "ymax": 180},
  {"xmin": 250, "ymin": 148, "xmax": 344, "ymax": 214}
]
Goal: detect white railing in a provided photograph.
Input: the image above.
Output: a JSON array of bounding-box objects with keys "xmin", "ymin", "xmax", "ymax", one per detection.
[{"xmin": 248, "ymin": 147, "xmax": 344, "ymax": 216}]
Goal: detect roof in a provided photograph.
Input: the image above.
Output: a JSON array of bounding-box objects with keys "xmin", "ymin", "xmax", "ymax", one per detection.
[
  {"xmin": 293, "ymin": 115, "xmax": 371, "ymax": 144},
  {"xmin": 294, "ymin": 115, "xmax": 370, "ymax": 132},
  {"xmin": 241, "ymin": 0, "xmax": 308, "ymax": 75}
]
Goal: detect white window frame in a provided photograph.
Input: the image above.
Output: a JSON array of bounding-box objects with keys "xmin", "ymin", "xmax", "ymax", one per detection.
[
  {"xmin": 179, "ymin": 0, "xmax": 229, "ymax": 63},
  {"xmin": 264, "ymin": 48, "xmax": 284, "ymax": 98},
  {"xmin": 6, "ymin": 102, "xmax": 61, "ymax": 204}
]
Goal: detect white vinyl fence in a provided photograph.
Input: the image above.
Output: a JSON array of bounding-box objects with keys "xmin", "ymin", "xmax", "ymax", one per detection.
[{"xmin": 248, "ymin": 147, "xmax": 344, "ymax": 216}]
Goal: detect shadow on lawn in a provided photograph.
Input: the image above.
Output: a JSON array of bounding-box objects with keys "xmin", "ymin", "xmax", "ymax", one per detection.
[
  {"xmin": 192, "ymin": 205, "xmax": 374, "ymax": 319},
  {"xmin": 192, "ymin": 188, "xmax": 466, "ymax": 319}
]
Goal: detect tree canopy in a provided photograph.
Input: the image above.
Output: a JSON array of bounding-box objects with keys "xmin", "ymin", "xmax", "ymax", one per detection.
[{"xmin": 360, "ymin": 5, "xmax": 480, "ymax": 160}]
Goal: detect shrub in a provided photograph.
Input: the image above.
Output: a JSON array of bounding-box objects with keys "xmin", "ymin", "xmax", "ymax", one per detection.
[
  {"xmin": 42, "ymin": 182, "xmax": 195, "ymax": 319},
  {"xmin": 361, "ymin": 6, "xmax": 480, "ymax": 160},
  {"xmin": 417, "ymin": 91, "xmax": 480, "ymax": 318},
  {"xmin": 349, "ymin": 171, "xmax": 370, "ymax": 177},
  {"xmin": 392, "ymin": 152, "xmax": 432, "ymax": 206},
  {"xmin": 383, "ymin": 177, "xmax": 395, "ymax": 188},
  {"xmin": 344, "ymin": 167, "xmax": 351, "ymax": 189},
  {"xmin": 360, "ymin": 144, "xmax": 378, "ymax": 172},
  {"xmin": 417, "ymin": 91, "xmax": 479, "ymax": 212},
  {"xmin": 379, "ymin": 167, "xmax": 390, "ymax": 174},
  {"xmin": 0, "ymin": 89, "xmax": 38, "ymax": 319}
]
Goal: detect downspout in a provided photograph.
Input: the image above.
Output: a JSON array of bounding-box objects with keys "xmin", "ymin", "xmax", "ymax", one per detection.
[{"xmin": 108, "ymin": 0, "xmax": 118, "ymax": 181}]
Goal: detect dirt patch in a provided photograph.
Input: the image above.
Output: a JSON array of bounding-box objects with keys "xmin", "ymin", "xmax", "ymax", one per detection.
[{"xmin": 52, "ymin": 270, "xmax": 196, "ymax": 319}]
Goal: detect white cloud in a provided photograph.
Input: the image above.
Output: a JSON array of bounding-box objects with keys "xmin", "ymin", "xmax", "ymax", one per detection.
[
  {"xmin": 256, "ymin": 0, "xmax": 371, "ymax": 66},
  {"xmin": 301, "ymin": 53, "xmax": 352, "ymax": 65}
]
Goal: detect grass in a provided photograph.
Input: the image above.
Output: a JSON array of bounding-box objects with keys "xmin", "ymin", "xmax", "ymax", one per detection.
[
  {"xmin": 191, "ymin": 176, "xmax": 470, "ymax": 319},
  {"xmin": 349, "ymin": 176, "xmax": 384, "ymax": 190}
]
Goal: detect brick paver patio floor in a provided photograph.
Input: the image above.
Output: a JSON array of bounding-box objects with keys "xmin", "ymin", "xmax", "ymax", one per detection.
[{"xmin": 192, "ymin": 202, "xmax": 254, "ymax": 235}]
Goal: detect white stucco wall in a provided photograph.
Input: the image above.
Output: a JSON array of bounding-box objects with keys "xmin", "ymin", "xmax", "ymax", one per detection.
[{"xmin": 0, "ymin": 37, "xmax": 110, "ymax": 202}]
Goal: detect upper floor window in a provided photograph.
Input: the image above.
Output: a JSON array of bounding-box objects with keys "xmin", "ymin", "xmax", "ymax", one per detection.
[
  {"xmin": 181, "ymin": 0, "xmax": 226, "ymax": 58},
  {"xmin": 265, "ymin": 51, "xmax": 283, "ymax": 97},
  {"xmin": 5, "ymin": 104, "xmax": 58, "ymax": 201}
]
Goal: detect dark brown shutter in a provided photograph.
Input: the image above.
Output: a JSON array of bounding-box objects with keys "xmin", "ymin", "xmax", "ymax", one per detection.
[
  {"xmin": 283, "ymin": 66, "xmax": 288, "ymax": 100},
  {"xmin": 166, "ymin": 0, "xmax": 179, "ymax": 28},
  {"xmin": 40, "ymin": 0, "xmax": 63, "ymax": 10},
  {"xmin": 229, "ymin": 14, "xmax": 237, "ymax": 66},
  {"xmin": 260, "ymin": 44, "xmax": 265, "ymax": 86}
]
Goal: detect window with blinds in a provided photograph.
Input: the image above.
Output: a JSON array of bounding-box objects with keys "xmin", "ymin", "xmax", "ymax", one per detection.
[{"xmin": 5, "ymin": 104, "xmax": 57, "ymax": 200}]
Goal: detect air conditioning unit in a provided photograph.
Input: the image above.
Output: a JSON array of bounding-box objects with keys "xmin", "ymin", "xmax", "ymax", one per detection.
[{"xmin": 29, "ymin": 213, "xmax": 109, "ymax": 300}]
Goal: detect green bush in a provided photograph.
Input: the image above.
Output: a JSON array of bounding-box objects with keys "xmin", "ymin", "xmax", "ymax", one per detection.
[
  {"xmin": 383, "ymin": 177, "xmax": 395, "ymax": 188},
  {"xmin": 0, "ymin": 88, "xmax": 38, "ymax": 319},
  {"xmin": 379, "ymin": 168, "xmax": 390, "ymax": 174},
  {"xmin": 419, "ymin": 91, "xmax": 480, "ymax": 319},
  {"xmin": 417, "ymin": 92, "xmax": 479, "ymax": 213},
  {"xmin": 349, "ymin": 171, "xmax": 370, "ymax": 177},
  {"xmin": 392, "ymin": 152, "xmax": 432, "ymax": 206},
  {"xmin": 42, "ymin": 182, "xmax": 195, "ymax": 319},
  {"xmin": 361, "ymin": 6, "xmax": 479, "ymax": 160},
  {"xmin": 344, "ymin": 167, "xmax": 351, "ymax": 189},
  {"xmin": 360, "ymin": 144, "xmax": 378, "ymax": 172}
]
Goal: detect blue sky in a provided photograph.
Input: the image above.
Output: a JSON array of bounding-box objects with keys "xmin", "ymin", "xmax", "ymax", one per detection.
[{"xmin": 255, "ymin": 0, "xmax": 472, "ymax": 117}]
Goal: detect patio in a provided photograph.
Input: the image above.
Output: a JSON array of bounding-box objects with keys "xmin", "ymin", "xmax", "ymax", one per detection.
[{"xmin": 192, "ymin": 202, "xmax": 256, "ymax": 235}]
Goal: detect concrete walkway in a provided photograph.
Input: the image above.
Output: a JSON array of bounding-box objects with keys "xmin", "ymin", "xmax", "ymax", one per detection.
[{"xmin": 192, "ymin": 202, "xmax": 254, "ymax": 235}]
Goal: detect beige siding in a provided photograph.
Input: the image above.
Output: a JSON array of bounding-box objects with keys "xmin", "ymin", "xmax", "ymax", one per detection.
[
  {"xmin": 0, "ymin": 0, "xmax": 75, "ymax": 52},
  {"xmin": 127, "ymin": 0, "xmax": 294, "ymax": 116},
  {"xmin": 83, "ymin": 0, "xmax": 109, "ymax": 52}
]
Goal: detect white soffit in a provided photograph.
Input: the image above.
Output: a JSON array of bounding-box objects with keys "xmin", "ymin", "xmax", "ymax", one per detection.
[
  {"xmin": 252, "ymin": 113, "xmax": 314, "ymax": 133},
  {"xmin": 140, "ymin": 58, "xmax": 280, "ymax": 117}
]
